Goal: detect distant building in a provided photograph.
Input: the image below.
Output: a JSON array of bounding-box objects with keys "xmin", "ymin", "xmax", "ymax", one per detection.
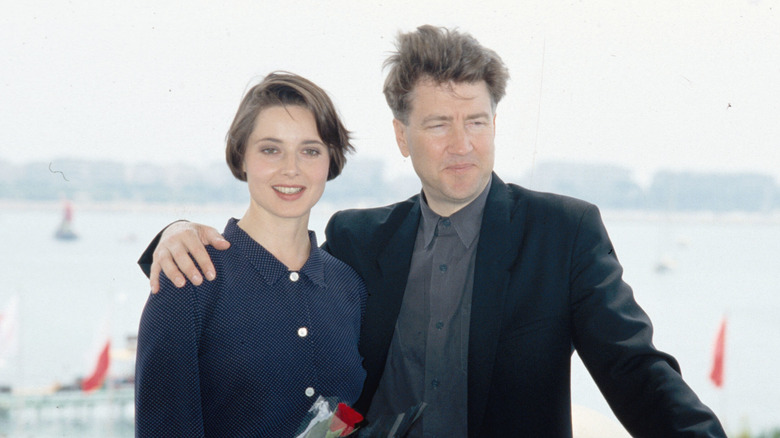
[
  {"xmin": 523, "ymin": 161, "xmax": 645, "ymax": 210},
  {"xmin": 1, "ymin": 158, "xmax": 778, "ymax": 212},
  {"xmin": 648, "ymin": 171, "xmax": 776, "ymax": 212}
]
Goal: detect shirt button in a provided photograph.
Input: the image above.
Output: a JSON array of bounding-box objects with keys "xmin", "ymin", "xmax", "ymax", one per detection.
[
  {"xmin": 442, "ymin": 218, "xmax": 451, "ymax": 227},
  {"xmin": 305, "ymin": 387, "xmax": 315, "ymax": 397},
  {"xmin": 439, "ymin": 264, "xmax": 448, "ymax": 272},
  {"xmin": 436, "ymin": 321, "xmax": 444, "ymax": 330},
  {"xmin": 431, "ymin": 379, "xmax": 440, "ymax": 389},
  {"xmin": 297, "ymin": 327, "xmax": 308, "ymax": 337},
  {"xmin": 289, "ymin": 272, "xmax": 299, "ymax": 282}
]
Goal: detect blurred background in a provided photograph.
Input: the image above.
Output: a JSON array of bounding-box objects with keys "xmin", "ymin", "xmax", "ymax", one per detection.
[{"xmin": 1, "ymin": 1, "xmax": 779, "ymax": 436}]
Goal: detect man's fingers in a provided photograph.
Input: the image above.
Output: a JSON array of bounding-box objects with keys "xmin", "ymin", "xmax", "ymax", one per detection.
[
  {"xmin": 196, "ymin": 226, "xmax": 228, "ymax": 280},
  {"xmin": 155, "ymin": 248, "xmax": 187, "ymax": 287},
  {"xmin": 150, "ymin": 222, "xmax": 223, "ymax": 289},
  {"xmin": 168, "ymin": 244, "xmax": 203, "ymax": 286},
  {"xmin": 200, "ymin": 226, "xmax": 231, "ymax": 250},
  {"xmin": 183, "ymin": 241, "xmax": 213, "ymax": 284},
  {"xmin": 149, "ymin": 261, "xmax": 162, "ymax": 294}
]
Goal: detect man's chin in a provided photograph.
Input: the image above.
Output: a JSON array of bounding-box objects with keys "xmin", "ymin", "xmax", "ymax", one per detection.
[{"xmin": 444, "ymin": 176, "xmax": 489, "ymax": 199}]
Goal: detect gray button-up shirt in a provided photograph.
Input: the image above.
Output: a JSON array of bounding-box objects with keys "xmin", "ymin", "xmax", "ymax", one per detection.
[{"xmin": 367, "ymin": 181, "xmax": 490, "ymax": 438}]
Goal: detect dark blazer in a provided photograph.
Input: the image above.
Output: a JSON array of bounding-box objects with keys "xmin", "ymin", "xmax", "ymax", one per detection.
[{"xmin": 321, "ymin": 173, "xmax": 725, "ymax": 437}]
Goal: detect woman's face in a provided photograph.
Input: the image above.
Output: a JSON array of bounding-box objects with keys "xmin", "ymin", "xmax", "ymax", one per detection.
[{"xmin": 242, "ymin": 105, "xmax": 329, "ymax": 223}]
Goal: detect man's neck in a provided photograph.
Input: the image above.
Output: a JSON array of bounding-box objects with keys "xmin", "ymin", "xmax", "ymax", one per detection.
[{"xmin": 423, "ymin": 181, "xmax": 491, "ymax": 217}]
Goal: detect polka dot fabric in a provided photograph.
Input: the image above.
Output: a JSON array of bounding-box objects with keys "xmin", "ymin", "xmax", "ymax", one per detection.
[{"xmin": 136, "ymin": 218, "xmax": 366, "ymax": 437}]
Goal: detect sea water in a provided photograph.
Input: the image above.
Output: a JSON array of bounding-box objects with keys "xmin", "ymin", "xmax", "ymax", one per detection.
[{"xmin": 0, "ymin": 202, "xmax": 778, "ymax": 436}]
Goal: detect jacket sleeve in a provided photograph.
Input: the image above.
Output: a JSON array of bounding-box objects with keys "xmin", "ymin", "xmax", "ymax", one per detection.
[
  {"xmin": 135, "ymin": 276, "xmax": 205, "ymax": 437},
  {"xmin": 570, "ymin": 205, "xmax": 725, "ymax": 437},
  {"xmin": 137, "ymin": 230, "xmax": 162, "ymax": 278},
  {"xmin": 137, "ymin": 220, "xmax": 188, "ymax": 278}
]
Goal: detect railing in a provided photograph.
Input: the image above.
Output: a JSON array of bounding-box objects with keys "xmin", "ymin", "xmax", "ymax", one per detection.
[{"xmin": 0, "ymin": 387, "xmax": 134, "ymax": 438}]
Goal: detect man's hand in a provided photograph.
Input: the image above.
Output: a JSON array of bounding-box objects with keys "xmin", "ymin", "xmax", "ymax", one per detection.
[{"xmin": 150, "ymin": 222, "xmax": 230, "ymax": 293}]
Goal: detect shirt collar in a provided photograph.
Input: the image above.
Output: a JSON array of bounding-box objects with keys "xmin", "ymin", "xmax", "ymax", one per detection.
[
  {"xmin": 223, "ymin": 218, "xmax": 325, "ymax": 287},
  {"xmin": 419, "ymin": 178, "xmax": 491, "ymax": 249}
]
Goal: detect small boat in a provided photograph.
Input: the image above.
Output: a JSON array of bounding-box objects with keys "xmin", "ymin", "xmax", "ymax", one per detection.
[
  {"xmin": 55, "ymin": 201, "xmax": 78, "ymax": 240},
  {"xmin": 654, "ymin": 255, "xmax": 676, "ymax": 274}
]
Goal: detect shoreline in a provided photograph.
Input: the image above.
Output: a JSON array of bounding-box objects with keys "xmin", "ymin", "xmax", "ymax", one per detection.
[
  {"xmin": 4, "ymin": 199, "xmax": 780, "ymax": 224},
  {"xmin": 0, "ymin": 199, "xmax": 247, "ymax": 214},
  {"xmin": 600, "ymin": 209, "xmax": 780, "ymax": 225}
]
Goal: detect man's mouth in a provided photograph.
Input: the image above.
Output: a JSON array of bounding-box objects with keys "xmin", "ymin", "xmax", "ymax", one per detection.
[{"xmin": 446, "ymin": 163, "xmax": 475, "ymax": 171}]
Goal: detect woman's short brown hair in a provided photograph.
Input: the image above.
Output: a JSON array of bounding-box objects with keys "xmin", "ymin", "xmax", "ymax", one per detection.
[
  {"xmin": 226, "ymin": 71, "xmax": 353, "ymax": 181},
  {"xmin": 383, "ymin": 25, "xmax": 510, "ymax": 124}
]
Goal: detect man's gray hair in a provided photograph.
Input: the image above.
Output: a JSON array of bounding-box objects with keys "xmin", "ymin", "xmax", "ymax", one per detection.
[{"xmin": 383, "ymin": 25, "xmax": 510, "ymax": 124}]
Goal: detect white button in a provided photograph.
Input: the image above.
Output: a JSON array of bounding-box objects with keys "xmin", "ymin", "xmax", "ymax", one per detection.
[
  {"xmin": 289, "ymin": 272, "xmax": 299, "ymax": 282},
  {"xmin": 305, "ymin": 387, "xmax": 315, "ymax": 397},
  {"xmin": 297, "ymin": 327, "xmax": 308, "ymax": 337}
]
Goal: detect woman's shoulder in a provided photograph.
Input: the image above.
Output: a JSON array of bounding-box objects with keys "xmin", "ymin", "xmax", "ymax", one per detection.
[{"xmin": 203, "ymin": 219, "xmax": 243, "ymax": 273}]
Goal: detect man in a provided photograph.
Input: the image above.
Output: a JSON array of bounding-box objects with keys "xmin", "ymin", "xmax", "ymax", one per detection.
[{"xmin": 139, "ymin": 25, "xmax": 725, "ymax": 437}]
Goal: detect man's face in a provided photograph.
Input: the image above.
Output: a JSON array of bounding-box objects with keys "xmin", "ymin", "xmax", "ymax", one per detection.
[{"xmin": 394, "ymin": 79, "xmax": 496, "ymax": 216}]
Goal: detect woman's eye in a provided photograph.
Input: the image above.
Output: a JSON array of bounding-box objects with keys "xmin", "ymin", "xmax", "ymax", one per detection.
[
  {"xmin": 303, "ymin": 148, "xmax": 322, "ymax": 156},
  {"xmin": 261, "ymin": 147, "xmax": 278, "ymax": 154}
]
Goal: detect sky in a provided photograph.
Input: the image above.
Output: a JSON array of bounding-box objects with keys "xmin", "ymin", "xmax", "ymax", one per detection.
[{"xmin": 2, "ymin": 0, "xmax": 779, "ymax": 185}]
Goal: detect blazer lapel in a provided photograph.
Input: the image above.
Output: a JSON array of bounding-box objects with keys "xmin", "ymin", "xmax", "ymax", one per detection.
[
  {"xmin": 468, "ymin": 174, "xmax": 526, "ymax": 433},
  {"xmin": 357, "ymin": 198, "xmax": 421, "ymax": 409},
  {"xmin": 373, "ymin": 199, "xmax": 421, "ymax": 339}
]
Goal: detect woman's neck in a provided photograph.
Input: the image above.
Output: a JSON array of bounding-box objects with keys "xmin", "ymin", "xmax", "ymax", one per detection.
[{"xmin": 237, "ymin": 210, "xmax": 311, "ymax": 271}]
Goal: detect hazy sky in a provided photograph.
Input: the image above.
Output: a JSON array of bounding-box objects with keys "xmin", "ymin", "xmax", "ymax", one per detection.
[{"xmin": 2, "ymin": 0, "xmax": 779, "ymax": 184}]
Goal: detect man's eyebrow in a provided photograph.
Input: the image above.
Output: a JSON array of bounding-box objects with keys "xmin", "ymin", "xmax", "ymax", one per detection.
[
  {"xmin": 421, "ymin": 115, "xmax": 452, "ymax": 124},
  {"xmin": 465, "ymin": 112, "xmax": 491, "ymax": 120},
  {"xmin": 421, "ymin": 112, "xmax": 491, "ymax": 124}
]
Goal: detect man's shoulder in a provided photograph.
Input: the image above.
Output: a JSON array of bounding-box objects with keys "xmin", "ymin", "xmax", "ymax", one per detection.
[
  {"xmin": 317, "ymin": 246, "xmax": 361, "ymax": 277},
  {"xmin": 501, "ymin": 180, "xmax": 596, "ymax": 217},
  {"xmin": 332, "ymin": 195, "xmax": 418, "ymax": 221},
  {"xmin": 323, "ymin": 195, "xmax": 419, "ymax": 266},
  {"xmin": 328, "ymin": 195, "xmax": 419, "ymax": 237},
  {"xmin": 316, "ymin": 247, "xmax": 366, "ymax": 288}
]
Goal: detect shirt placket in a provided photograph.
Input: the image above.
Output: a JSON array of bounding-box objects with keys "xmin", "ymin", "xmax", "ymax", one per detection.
[
  {"xmin": 286, "ymin": 270, "xmax": 319, "ymax": 402},
  {"xmin": 423, "ymin": 218, "xmax": 464, "ymax": 436}
]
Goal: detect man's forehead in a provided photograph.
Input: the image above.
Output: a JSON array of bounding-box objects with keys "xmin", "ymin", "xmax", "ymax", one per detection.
[
  {"xmin": 407, "ymin": 79, "xmax": 493, "ymax": 119},
  {"xmin": 412, "ymin": 78, "xmax": 488, "ymax": 97}
]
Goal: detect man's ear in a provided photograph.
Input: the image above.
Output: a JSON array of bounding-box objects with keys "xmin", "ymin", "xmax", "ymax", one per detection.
[{"xmin": 393, "ymin": 119, "xmax": 410, "ymax": 157}]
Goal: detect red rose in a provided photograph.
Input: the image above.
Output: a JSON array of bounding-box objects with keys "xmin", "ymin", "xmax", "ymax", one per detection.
[{"xmin": 329, "ymin": 402, "xmax": 364, "ymax": 436}]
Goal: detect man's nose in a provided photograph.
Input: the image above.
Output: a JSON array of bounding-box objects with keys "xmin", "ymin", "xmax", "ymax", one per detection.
[{"xmin": 448, "ymin": 125, "xmax": 473, "ymax": 155}]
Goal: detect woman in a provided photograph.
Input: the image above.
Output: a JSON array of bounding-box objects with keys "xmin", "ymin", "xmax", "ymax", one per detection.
[{"xmin": 135, "ymin": 72, "xmax": 366, "ymax": 437}]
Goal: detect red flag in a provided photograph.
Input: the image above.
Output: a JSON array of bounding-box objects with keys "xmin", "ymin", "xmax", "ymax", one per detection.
[
  {"xmin": 0, "ymin": 296, "xmax": 20, "ymax": 363},
  {"xmin": 709, "ymin": 317, "xmax": 727, "ymax": 388},
  {"xmin": 82, "ymin": 340, "xmax": 111, "ymax": 392}
]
